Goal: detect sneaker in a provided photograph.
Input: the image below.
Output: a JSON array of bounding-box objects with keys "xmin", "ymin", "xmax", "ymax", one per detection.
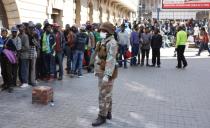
[
  {"xmin": 58, "ymin": 77, "xmax": 63, "ymax": 80},
  {"xmin": 78, "ymin": 75, "xmax": 83, "ymax": 78},
  {"xmin": 176, "ymin": 66, "xmax": 182, "ymax": 69},
  {"xmin": 8, "ymin": 88, "xmax": 13, "ymax": 93},
  {"xmin": 196, "ymin": 54, "xmax": 200, "ymax": 56},
  {"xmin": 150, "ymin": 65, "xmax": 155, "ymax": 67},
  {"xmin": 20, "ymin": 83, "xmax": 29, "ymax": 88}
]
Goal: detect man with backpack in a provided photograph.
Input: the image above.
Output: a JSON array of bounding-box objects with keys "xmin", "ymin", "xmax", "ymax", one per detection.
[{"xmin": 72, "ymin": 26, "xmax": 88, "ymax": 77}]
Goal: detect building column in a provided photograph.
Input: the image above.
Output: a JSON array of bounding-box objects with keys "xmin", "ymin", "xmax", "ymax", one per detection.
[
  {"xmin": 92, "ymin": 0, "xmax": 100, "ymax": 23},
  {"xmin": 88, "ymin": 0, "xmax": 93, "ymax": 23},
  {"xmin": 75, "ymin": 0, "xmax": 81, "ymax": 25},
  {"xmin": 2, "ymin": 0, "xmax": 20, "ymax": 28}
]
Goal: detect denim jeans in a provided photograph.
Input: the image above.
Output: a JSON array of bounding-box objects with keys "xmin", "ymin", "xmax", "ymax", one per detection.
[
  {"xmin": 20, "ymin": 59, "xmax": 29, "ymax": 83},
  {"xmin": 118, "ymin": 45, "xmax": 127, "ymax": 67},
  {"xmin": 72, "ymin": 50, "xmax": 84, "ymax": 76},
  {"xmin": 198, "ymin": 42, "xmax": 210, "ymax": 55},
  {"xmin": 131, "ymin": 44, "xmax": 139, "ymax": 65},
  {"xmin": 55, "ymin": 51, "xmax": 64, "ymax": 78},
  {"xmin": 29, "ymin": 58, "xmax": 36, "ymax": 85}
]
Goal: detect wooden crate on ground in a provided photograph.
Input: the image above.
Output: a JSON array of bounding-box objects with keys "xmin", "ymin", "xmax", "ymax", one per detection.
[{"xmin": 32, "ymin": 86, "xmax": 53, "ymax": 105}]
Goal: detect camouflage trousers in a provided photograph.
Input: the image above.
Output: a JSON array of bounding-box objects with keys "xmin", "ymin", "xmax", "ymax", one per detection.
[{"xmin": 98, "ymin": 77, "xmax": 114, "ymax": 117}]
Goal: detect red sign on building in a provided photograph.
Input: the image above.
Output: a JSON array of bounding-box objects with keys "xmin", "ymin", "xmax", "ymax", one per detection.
[{"xmin": 162, "ymin": 0, "xmax": 210, "ymax": 9}]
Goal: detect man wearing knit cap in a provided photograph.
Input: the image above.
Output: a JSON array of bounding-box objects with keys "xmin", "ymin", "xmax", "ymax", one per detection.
[
  {"xmin": 10, "ymin": 26, "xmax": 21, "ymax": 87},
  {"xmin": 92, "ymin": 22, "xmax": 118, "ymax": 127}
]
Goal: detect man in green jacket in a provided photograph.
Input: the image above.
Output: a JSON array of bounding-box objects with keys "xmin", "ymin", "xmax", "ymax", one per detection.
[{"xmin": 176, "ymin": 26, "xmax": 188, "ymax": 69}]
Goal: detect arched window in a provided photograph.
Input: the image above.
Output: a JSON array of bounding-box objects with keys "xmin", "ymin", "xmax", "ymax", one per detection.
[{"xmin": 0, "ymin": 0, "xmax": 9, "ymax": 28}]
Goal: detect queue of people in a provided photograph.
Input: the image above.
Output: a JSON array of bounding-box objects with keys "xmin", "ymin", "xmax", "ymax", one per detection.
[
  {"xmin": 0, "ymin": 19, "xmax": 209, "ymax": 92},
  {"xmin": 0, "ymin": 20, "xmax": 99, "ymax": 93}
]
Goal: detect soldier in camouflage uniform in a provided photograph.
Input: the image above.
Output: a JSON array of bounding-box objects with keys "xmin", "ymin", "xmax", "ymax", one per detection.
[{"xmin": 92, "ymin": 22, "xmax": 118, "ymax": 127}]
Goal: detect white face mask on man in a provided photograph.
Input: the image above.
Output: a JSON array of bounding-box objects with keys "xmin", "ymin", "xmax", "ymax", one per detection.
[{"xmin": 100, "ymin": 32, "xmax": 107, "ymax": 39}]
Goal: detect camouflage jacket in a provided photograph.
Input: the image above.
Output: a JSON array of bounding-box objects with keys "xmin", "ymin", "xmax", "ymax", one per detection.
[{"xmin": 94, "ymin": 36, "xmax": 118, "ymax": 78}]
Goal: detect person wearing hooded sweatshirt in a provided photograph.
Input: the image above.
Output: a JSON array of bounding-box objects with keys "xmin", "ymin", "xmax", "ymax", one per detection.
[
  {"xmin": 141, "ymin": 27, "xmax": 152, "ymax": 66},
  {"xmin": 18, "ymin": 24, "xmax": 30, "ymax": 88},
  {"xmin": 92, "ymin": 22, "xmax": 118, "ymax": 127},
  {"xmin": 41, "ymin": 23, "xmax": 55, "ymax": 80}
]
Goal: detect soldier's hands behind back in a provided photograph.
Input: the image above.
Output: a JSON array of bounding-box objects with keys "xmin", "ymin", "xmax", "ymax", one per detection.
[{"xmin": 102, "ymin": 75, "xmax": 109, "ymax": 84}]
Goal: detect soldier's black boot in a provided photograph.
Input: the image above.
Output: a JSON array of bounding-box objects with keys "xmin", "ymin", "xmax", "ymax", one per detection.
[
  {"xmin": 107, "ymin": 112, "xmax": 112, "ymax": 120},
  {"xmin": 92, "ymin": 115, "xmax": 106, "ymax": 127}
]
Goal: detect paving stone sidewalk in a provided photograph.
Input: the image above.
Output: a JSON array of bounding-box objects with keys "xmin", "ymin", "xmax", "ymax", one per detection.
[{"xmin": 0, "ymin": 49, "xmax": 210, "ymax": 128}]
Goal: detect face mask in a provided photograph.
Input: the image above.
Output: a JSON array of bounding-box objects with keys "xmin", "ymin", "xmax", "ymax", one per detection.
[{"xmin": 100, "ymin": 32, "xmax": 107, "ymax": 39}]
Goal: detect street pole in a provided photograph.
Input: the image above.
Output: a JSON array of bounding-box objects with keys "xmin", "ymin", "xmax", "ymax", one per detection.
[{"xmin": 157, "ymin": 8, "xmax": 160, "ymax": 21}]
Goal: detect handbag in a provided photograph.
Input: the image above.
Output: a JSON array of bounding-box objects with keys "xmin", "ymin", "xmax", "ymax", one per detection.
[
  {"xmin": 124, "ymin": 50, "xmax": 131, "ymax": 59},
  {"xmin": 2, "ymin": 49, "xmax": 17, "ymax": 64}
]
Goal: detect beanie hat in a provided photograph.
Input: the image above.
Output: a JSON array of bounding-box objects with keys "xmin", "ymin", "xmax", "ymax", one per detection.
[
  {"xmin": 11, "ymin": 26, "xmax": 18, "ymax": 32},
  {"xmin": 99, "ymin": 22, "xmax": 115, "ymax": 34},
  {"xmin": 28, "ymin": 21, "xmax": 35, "ymax": 28}
]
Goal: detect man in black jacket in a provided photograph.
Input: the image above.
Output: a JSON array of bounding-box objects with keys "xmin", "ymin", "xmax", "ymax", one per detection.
[{"xmin": 151, "ymin": 28, "xmax": 162, "ymax": 67}]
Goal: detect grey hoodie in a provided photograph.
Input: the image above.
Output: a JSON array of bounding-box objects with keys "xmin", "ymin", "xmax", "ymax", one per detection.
[
  {"xmin": 19, "ymin": 33, "xmax": 30, "ymax": 59},
  {"xmin": 141, "ymin": 33, "xmax": 152, "ymax": 50}
]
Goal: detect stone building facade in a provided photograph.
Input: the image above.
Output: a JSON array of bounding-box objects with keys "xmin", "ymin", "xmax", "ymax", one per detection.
[{"xmin": 0, "ymin": 0, "xmax": 138, "ymax": 29}]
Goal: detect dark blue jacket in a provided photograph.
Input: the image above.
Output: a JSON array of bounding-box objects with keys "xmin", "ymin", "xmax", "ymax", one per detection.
[{"xmin": 0, "ymin": 37, "xmax": 4, "ymax": 53}]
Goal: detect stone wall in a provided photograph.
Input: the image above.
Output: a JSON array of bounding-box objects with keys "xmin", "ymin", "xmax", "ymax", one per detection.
[
  {"xmin": 2, "ymin": 0, "xmax": 137, "ymax": 28},
  {"xmin": 2, "ymin": 0, "xmax": 20, "ymax": 28}
]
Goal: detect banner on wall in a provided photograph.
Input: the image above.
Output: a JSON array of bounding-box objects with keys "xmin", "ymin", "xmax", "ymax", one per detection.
[{"xmin": 162, "ymin": 0, "xmax": 210, "ymax": 9}]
